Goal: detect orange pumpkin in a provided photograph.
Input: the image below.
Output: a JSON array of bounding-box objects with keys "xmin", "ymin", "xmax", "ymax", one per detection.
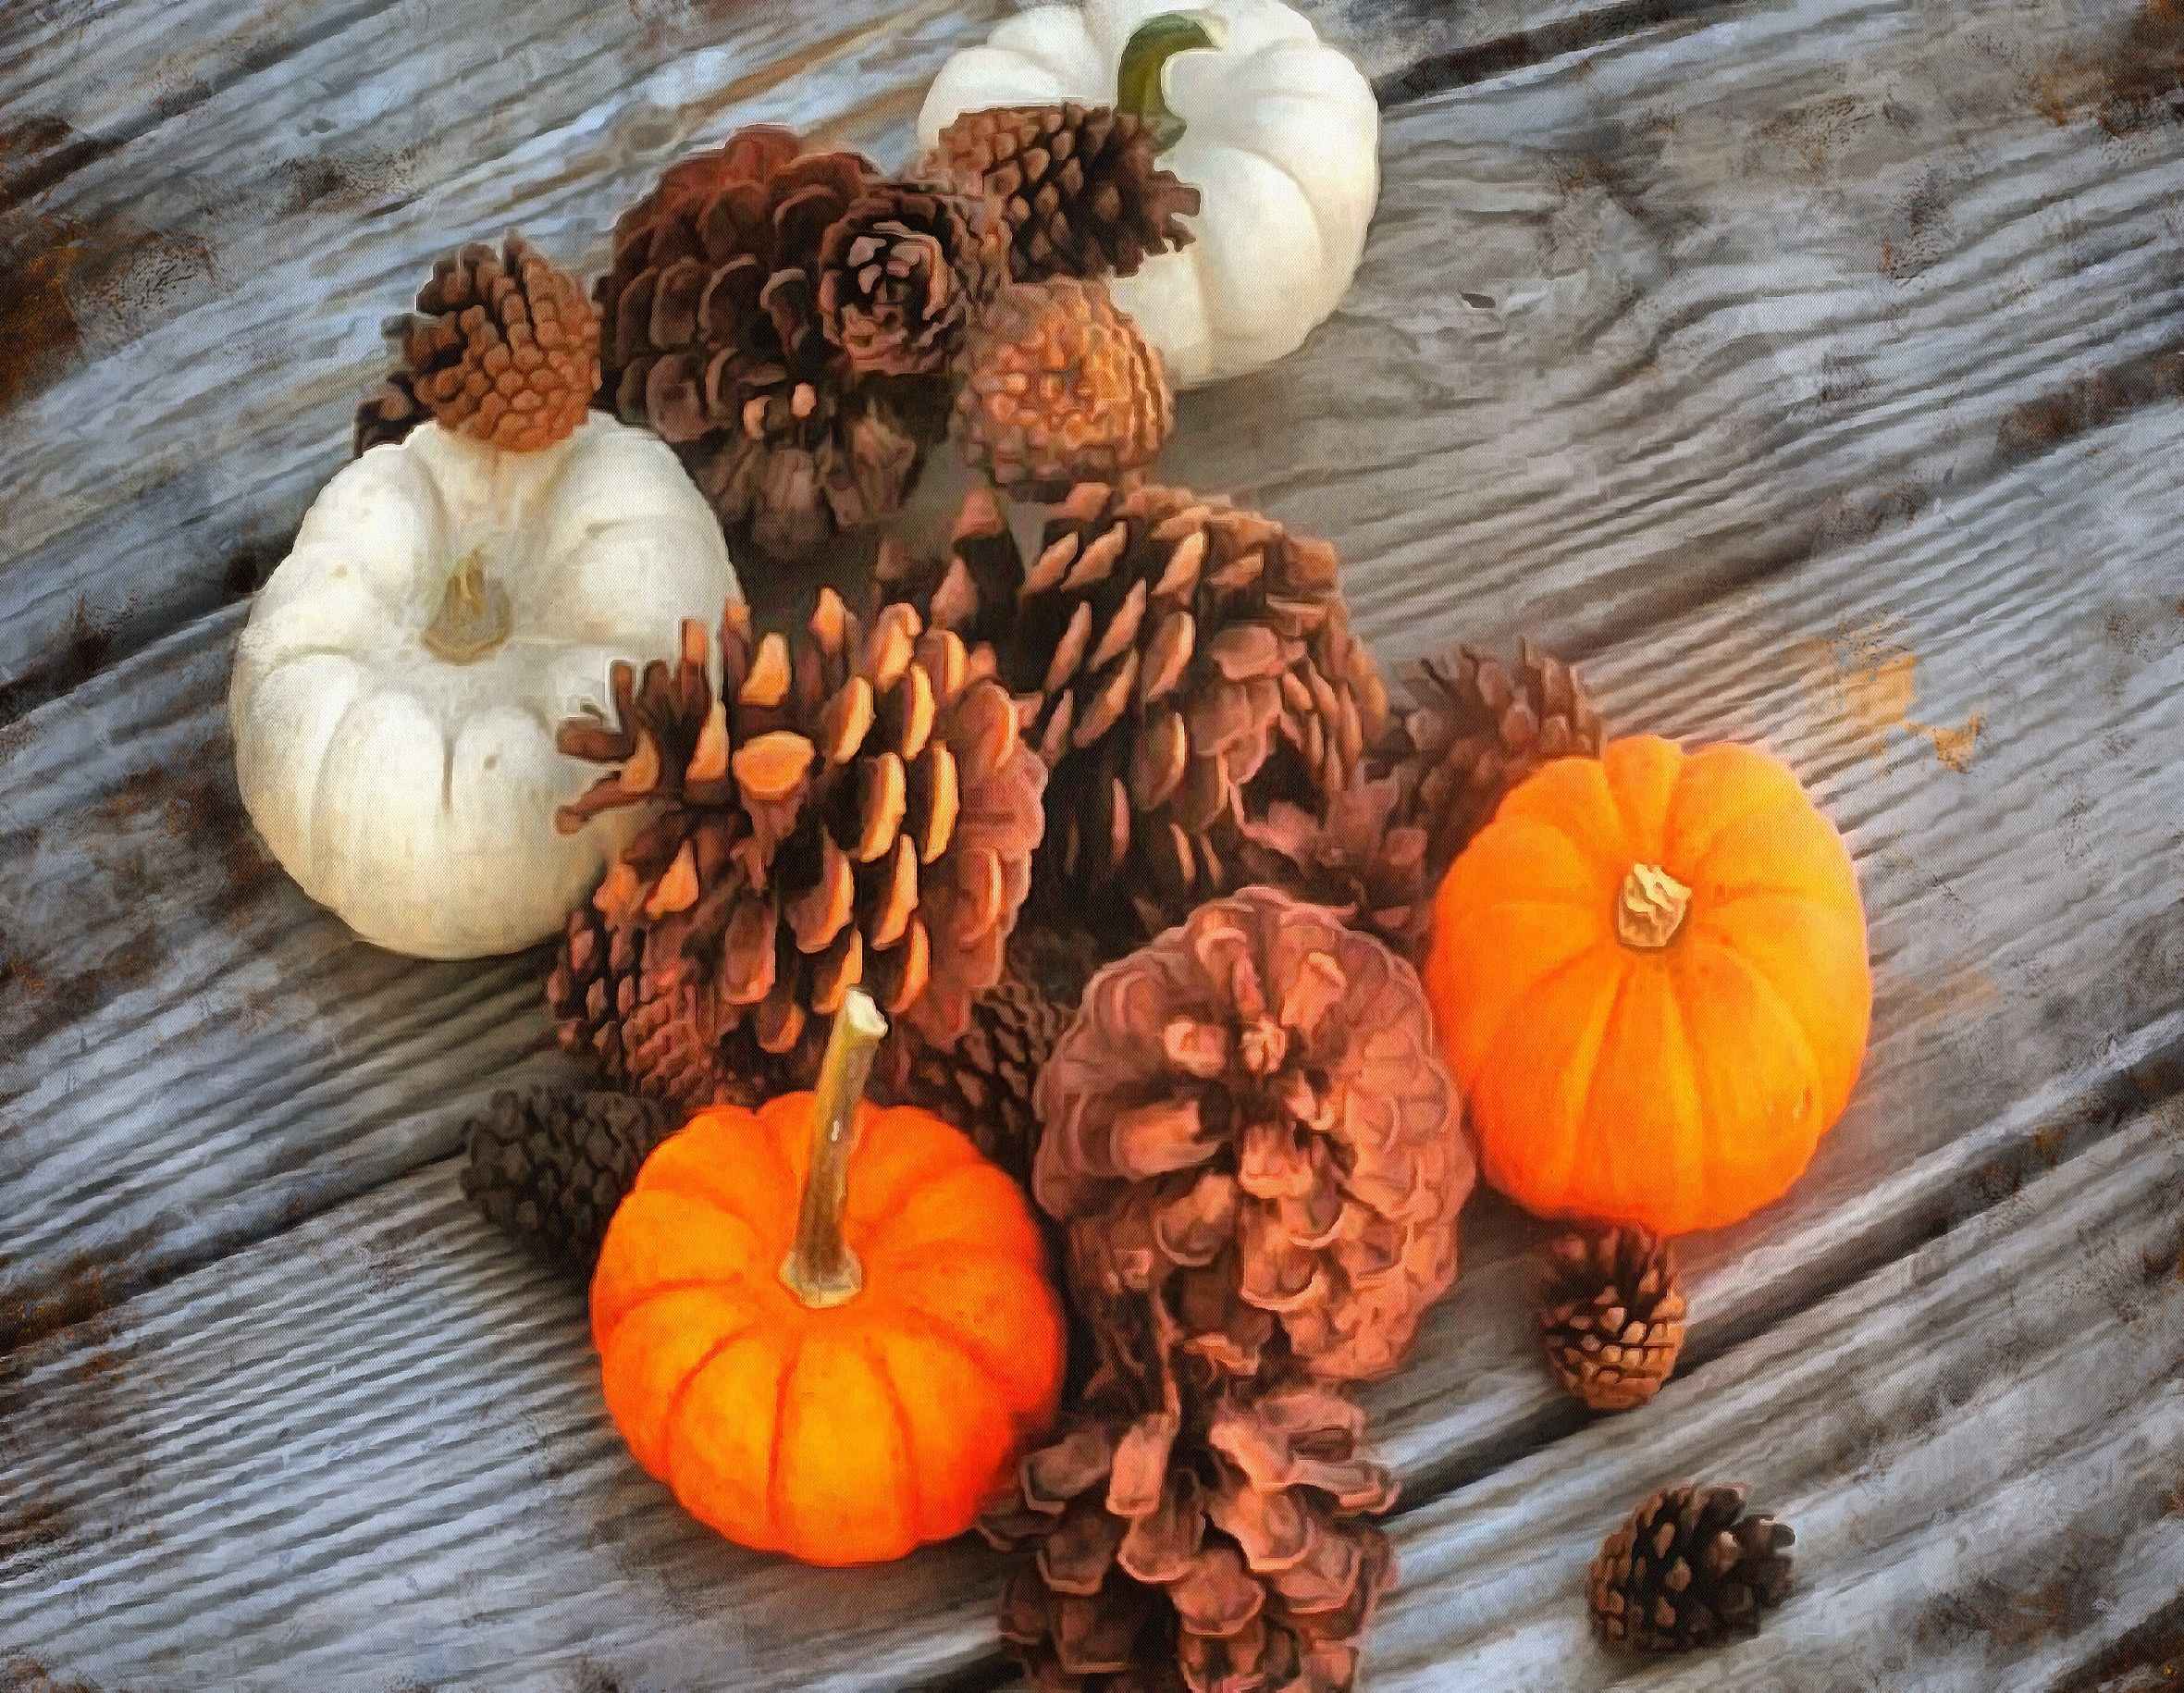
[
  {"xmin": 590, "ymin": 993, "xmax": 1066, "ymax": 1565},
  {"xmin": 1424, "ymin": 735, "xmax": 1869, "ymax": 1235}
]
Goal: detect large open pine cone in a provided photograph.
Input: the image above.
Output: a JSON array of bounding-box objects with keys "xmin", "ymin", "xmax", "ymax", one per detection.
[
  {"xmin": 1376, "ymin": 639, "xmax": 1604, "ymax": 882},
  {"xmin": 1037, "ymin": 888, "xmax": 1472, "ymax": 1385},
  {"xmin": 354, "ymin": 232, "xmax": 598, "ymax": 455},
  {"xmin": 931, "ymin": 102, "xmax": 1200, "ymax": 285},
  {"xmin": 595, "ymin": 126, "xmax": 937, "ymax": 558},
  {"xmin": 817, "ymin": 179, "xmax": 1005, "ymax": 377},
  {"xmin": 954, "ymin": 278, "xmax": 1173, "ymax": 498},
  {"xmin": 1589, "ymin": 1484, "xmax": 1795, "ymax": 1653},
  {"xmin": 879, "ymin": 484, "xmax": 1387, "ymax": 943},
  {"xmin": 547, "ymin": 596, "xmax": 1046, "ymax": 1107},
  {"xmin": 983, "ymin": 1372, "xmax": 1397, "ymax": 1692}
]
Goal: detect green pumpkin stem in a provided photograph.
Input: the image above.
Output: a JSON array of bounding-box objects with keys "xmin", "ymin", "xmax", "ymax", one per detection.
[
  {"xmin": 782, "ymin": 989, "xmax": 889, "ymax": 1308},
  {"xmin": 1115, "ymin": 11, "xmax": 1225, "ymax": 152}
]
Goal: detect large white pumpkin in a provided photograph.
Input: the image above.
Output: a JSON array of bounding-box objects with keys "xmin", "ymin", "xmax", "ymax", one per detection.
[
  {"xmin": 918, "ymin": 0, "xmax": 1380, "ymax": 389},
  {"xmin": 229, "ymin": 414, "xmax": 738, "ymax": 959}
]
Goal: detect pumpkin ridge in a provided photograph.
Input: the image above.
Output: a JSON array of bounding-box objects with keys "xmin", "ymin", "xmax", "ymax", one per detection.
[
  {"xmin": 657, "ymin": 1321, "xmax": 761, "ymax": 1474},
  {"xmin": 864, "ymin": 1333, "xmax": 926, "ymax": 1544},
  {"xmin": 1681, "ymin": 935, "xmax": 1826, "ymax": 1166},
  {"xmin": 1566, "ymin": 960, "xmax": 1637, "ymax": 1213},
  {"xmin": 865, "ymin": 1237, "xmax": 1045, "ymax": 1282},
  {"xmin": 763, "ymin": 1332, "xmax": 808, "ymax": 1550},
  {"xmin": 867, "ymin": 1288, "xmax": 1035, "ymax": 1420},
  {"xmin": 1671, "ymin": 787, "xmax": 1808, "ymax": 879},
  {"xmin": 633, "ymin": 1168, "xmax": 783, "ymax": 1242},
  {"xmin": 1465, "ymin": 938, "xmax": 1616, "ymax": 1093},
  {"xmin": 1651, "ymin": 970, "xmax": 1706, "ymax": 1230},
  {"xmin": 603, "ymin": 1278, "xmax": 767, "ymax": 1347}
]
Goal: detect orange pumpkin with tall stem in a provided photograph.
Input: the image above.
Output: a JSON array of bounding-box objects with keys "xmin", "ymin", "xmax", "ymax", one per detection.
[
  {"xmin": 1424, "ymin": 735, "xmax": 1870, "ymax": 1236},
  {"xmin": 591, "ymin": 990, "xmax": 1066, "ymax": 1565}
]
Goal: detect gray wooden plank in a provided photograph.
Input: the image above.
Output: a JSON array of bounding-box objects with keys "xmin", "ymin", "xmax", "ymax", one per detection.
[
  {"xmin": 0, "ymin": 1164, "xmax": 1007, "ymax": 1692},
  {"xmin": 1366, "ymin": 1094, "xmax": 2184, "ymax": 1692}
]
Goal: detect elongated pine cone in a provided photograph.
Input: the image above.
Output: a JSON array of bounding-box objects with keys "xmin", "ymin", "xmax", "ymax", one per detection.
[
  {"xmin": 984, "ymin": 1375, "xmax": 1398, "ymax": 1691},
  {"xmin": 1377, "ymin": 639, "xmax": 1604, "ymax": 881},
  {"xmin": 595, "ymin": 126, "xmax": 934, "ymax": 558},
  {"xmin": 546, "ymin": 595, "xmax": 1046, "ymax": 1108},
  {"xmin": 1589, "ymin": 1484, "xmax": 1795, "ymax": 1652},
  {"xmin": 460, "ymin": 1086, "xmax": 673, "ymax": 1276},
  {"xmin": 1037, "ymin": 888, "xmax": 1473, "ymax": 1385},
  {"xmin": 817, "ymin": 180, "xmax": 1004, "ymax": 377},
  {"xmin": 879, "ymin": 484, "xmax": 1387, "ymax": 943},
  {"xmin": 930, "ymin": 102, "xmax": 1200, "ymax": 285},
  {"xmin": 1233, "ymin": 776, "xmax": 1434, "ymax": 961},
  {"xmin": 352, "ymin": 234, "xmax": 598, "ymax": 456},
  {"xmin": 955, "ymin": 278, "xmax": 1173, "ymax": 498},
  {"xmin": 1538, "ymin": 1227, "xmax": 1686, "ymax": 1413}
]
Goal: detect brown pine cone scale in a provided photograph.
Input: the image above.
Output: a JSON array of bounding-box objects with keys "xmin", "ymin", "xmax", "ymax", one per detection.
[
  {"xmin": 460, "ymin": 1086, "xmax": 673, "ymax": 1276},
  {"xmin": 1589, "ymin": 1483, "xmax": 1795, "ymax": 1653}
]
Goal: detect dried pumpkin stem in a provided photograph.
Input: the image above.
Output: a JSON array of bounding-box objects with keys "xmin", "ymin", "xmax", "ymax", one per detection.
[
  {"xmin": 421, "ymin": 547, "xmax": 513, "ymax": 664},
  {"xmin": 1615, "ymin": 862, "xmax": 1692, "ymax": 950},
  {"xmin": 782, "ymin": 988, "xmax": 889, "ymax": 1308},
  {"xmin": 1115, "ymin": 11, "xmax": 1225, "ymax": 152}
]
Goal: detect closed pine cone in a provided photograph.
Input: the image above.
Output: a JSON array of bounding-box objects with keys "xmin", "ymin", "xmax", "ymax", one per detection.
[
  {"xmin": 1538, "ymin": 1227, "xmax": 1686, "ymax": 1412},
  {"xmin": 878, "ymin": 483, "xmax": 1387, "ymax": 944},
  {"xmin": 459, "ymin": 1086, "xmax": 673, "ymax": 1276},
  {"xmin": 954, "ymin": 278, "xmax": 1173, "ymax": 499},
  {"xmin": 929, "ymin": 102, "xmax": 1199, "ymax": 285},
  {"xmin": 1036, "ymin": 888, "xmax": 1473, "ymax": 1385},
  {"xmin": 594, "ymin": 126, "xmax": 934, "ymax": 558},
  {"xmin": 816, "ymin": 179, "xmax": 1006, "ymax": 377},
  {"xmin": 1233, "ymin": 775, "xmax": 1435, "ymax": 961},
  {"xmin": 546, "ymin": 595, "xmax": 1046, "ymax": 1107},
  {"xmin": 1376, "ymin": 639, "xmax": 1604, "ymax": 882},
  {"xmin": 983, "ymin": 1371, "xmax": 1397, "ymax": 1692},
  {"xmin": 353, "ymin": 233, "xmax": 598, "ymax": 455},
  {"xmin": 1589, "ymin": 1483, "xmax": 1795, "ymax": 1652}
]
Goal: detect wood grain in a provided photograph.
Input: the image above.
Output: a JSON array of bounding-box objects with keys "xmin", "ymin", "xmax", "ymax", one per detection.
[{"xmin": 1, "ymin": 0, "xmax": 2179, "ymax": 1682}]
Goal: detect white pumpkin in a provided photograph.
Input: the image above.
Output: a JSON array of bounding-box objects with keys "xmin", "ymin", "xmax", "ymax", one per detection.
[
  {"xmin": 229, "ymin": 414, "xmax": 738, "ymax": 959},
  {"xmin": 918, "ymin": 0, "xmax": 1380, "ymax": 389}
]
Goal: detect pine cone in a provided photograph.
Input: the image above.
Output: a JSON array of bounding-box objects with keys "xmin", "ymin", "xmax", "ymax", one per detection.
[
  {"xmin": 931, "ymin": 102, "xmax": 1199, "ymax": 285},
  {"xmin": 596, "ymin": 126, "xmax": 938, "ymax": 558},
  {"xmin": 1538, "ymin": 1228, "xmax": 1686, "ymax": 1413},
  {"xmin": 954, "ymin": 278, "xmax": 1173, "ymax": 499},
  {"xmin": 816, "ymin": 180, "xmax": 1004, "ymax": 377},
  {"xmin": 878, "ymin": 483, "xmax": 1388, "ymax": 944},
  {"xmin": 876, "ymin": 922, "xmax": 1101, "ymax": 1189},
  {"xmin": 547, "ymin": 596, "xmax": 1047, "ymax": 1107},
  {"xmin": 1376, "ymin": 640, "xmax": 1604, "ymax": 883},
  {"xmin": 1233, "ymin": 776, "xmax": 1434, "ymax": 961},
  {"xmin": 459, "ymin": 1086, "xmax": 674, "ymax": 1276},
  {"xmin": 353, "ymin": 234, "xmax": 598, "ymax": 456},
  {"xmin": 1037, "ymin": 888, "xmax": 1472, "ymax": 1385},
  {"xmin": 983, "ymin": 1374, "xmax": 1398, "ymax": 1691},
  {"xmin": 1589, "ymin": 1483, "xmax": 1795, "ymax": 1653}
]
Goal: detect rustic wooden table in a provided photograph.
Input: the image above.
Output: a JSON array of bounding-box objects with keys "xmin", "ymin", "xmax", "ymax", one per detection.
[{"xmin": 4, "ymin": 0, "xmax": 2183, "ymax": 1687}]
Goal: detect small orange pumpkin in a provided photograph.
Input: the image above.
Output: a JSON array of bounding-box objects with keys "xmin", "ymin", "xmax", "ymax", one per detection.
[
  {"xmin": 591, "ymin": 992, "xmax": 1066, "ymax": 1565},
  {"xmin": 1424, "ymin": 735, "xmax": 1869, "ymax": 1235}
]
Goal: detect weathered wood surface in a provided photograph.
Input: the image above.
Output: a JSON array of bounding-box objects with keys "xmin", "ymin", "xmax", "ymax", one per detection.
[{"xmin": 3, "ymin": 0, "xmax": 2182, "ymax": 1683}]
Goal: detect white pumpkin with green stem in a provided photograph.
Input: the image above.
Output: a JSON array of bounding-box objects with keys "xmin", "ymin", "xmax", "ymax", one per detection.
[
  {"xmin": 228, "ymin": 415, "xmax": 738, "ymax": 959},
  {"xmin": 918, "ymin": 0, "xmax": 1380, "ymax": 389}
]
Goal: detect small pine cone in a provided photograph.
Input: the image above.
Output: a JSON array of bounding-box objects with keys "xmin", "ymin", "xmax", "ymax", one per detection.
[
  {"xmin": 954, "ymin": 278, "xmax": 1173, "ymax": 499},
  {"xmin": 817, "ymin": 181, "xmax": 1005, "ymax": 377},
  {"xmin": 878, "ymin": 482, "xmax": 1388, "ymax": 945},
  {"xmin": 1037, "ymin": 888, "xmax": 1474, "ymax": 1385},
  {"xmin": 1376, "ymin": 639, "xmax": 1605, "ymax": 883},
  {"xmin": 983, "ymin": 1376, "xmax": 1398, "ymax": 1691},
  {"xmin": 352, "ymin": 369, "xmax": 426, "ymax": 456},
  {"xmin": 548, "ymin": 595, "xmax": 1047, "ymax": 1106},
  {"xmin": 1538, "ymin": 1228, "xmax": 1686, "ymax": 1413},
  {"xmin": 355, "ymin": 234, "xmax": 599, "ymax": 455},
  {"xmin": 596, "ymin": 125, "xmax": 940, "ymax": 558},
  {"xmin": 1589, "ymin": 1484, "xmax": 1795, "ymax": 1653},
  {"xmin": 459, "ymin": 1086, "xmax": 674, "ymax": 1276},
  {"xmin": 1233, "ymin": 775, "xmax": 1435, "ymax": 961},
  {"xmin": 930, "ymin": 102, "xmax": 1200, "ymax": 285}
]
